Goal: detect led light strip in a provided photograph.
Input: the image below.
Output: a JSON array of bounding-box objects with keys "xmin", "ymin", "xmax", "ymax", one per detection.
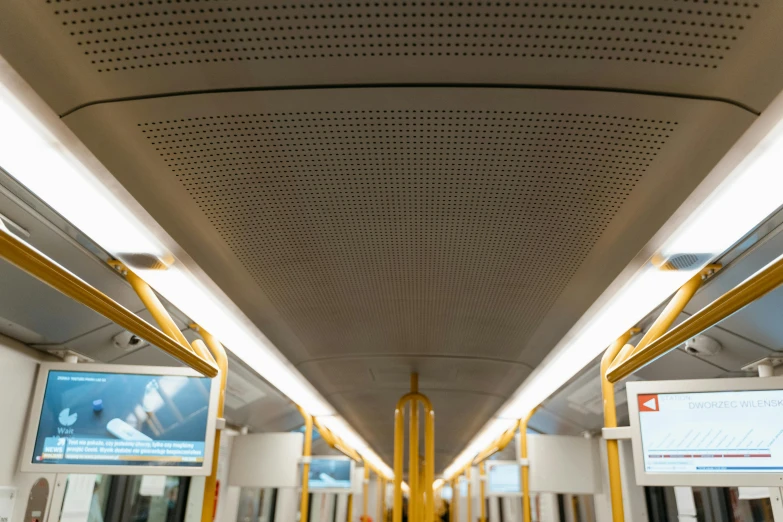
[
  {"xmin": 0, "ymin": 56, "xmax": 393, "ymax": 476},
  {"xmin": 444, "ymin": 89, "xmax": 783, "ymax": 479}
]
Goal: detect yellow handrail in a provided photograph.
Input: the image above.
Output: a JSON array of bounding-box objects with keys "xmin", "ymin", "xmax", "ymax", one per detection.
[
  {"xmin": 0, "ymin": 228, "xmax": 218, "ymax": 377},
  {"xmin": 296, "ymin": 406, "xmax": 314, "ymax": 522},
  {"xmin": 450, "ymin": 478, "xmax": 457, "ymax": 522},
  {"xmin": 520, "ymin": 409, "xmax": 538, "ymax": 522},
  {"xmin": 473, "ymin": 424, "xmax": 518, "ymax": 465},
  {"xmin": 393, "ymin": 374, "xmax": 435, "ymax": 522},
  {"xmin": 312, "ymin": 417, "xmax": 363, "ymax": 463},
  {"xmin": 479, "ymin": 461, "xmax": 487, "ymax": 522},
  {"xmin": 600, "ymin": 329, "xmax": 638, "ymax": 522},
  {"xmin": 193, "ymin": 326, "xmax": 228, "ymax": 522},
  {"xmin": 363, "ymin": 465, "xmax": 371, "ymax": 521},
  {"xmin": 607, "ymin": 254, "xmax": 783, "ymax": 383},
  {"xmin": 466, "ymin": 466, "xmax": 472, "ymax": 522},
  {"xmin": 379, "ymin": 477, "xmax": 386, "ymax": 522}
]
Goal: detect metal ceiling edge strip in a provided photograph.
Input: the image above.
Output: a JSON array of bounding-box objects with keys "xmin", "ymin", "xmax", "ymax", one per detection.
[
  {"xmin": 59, "ymin": 83, "xmax": 761, "ymax": 119},
  {"xmin": 296, "ymin": 353, "xmax": 533, "ymax": 368},
  {"xmin": 324, "ymin": 388, "xmax": 510, "ymax": 400}
]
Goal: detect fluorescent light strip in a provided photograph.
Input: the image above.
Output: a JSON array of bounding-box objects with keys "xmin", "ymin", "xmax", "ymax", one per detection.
[
  {"xmin": 444, "ymin": 89, "xmax": 783, "ymax": 479},
  {"xmin": 0, "ymin": 57, "xmax": 392, "ymax": 475}
]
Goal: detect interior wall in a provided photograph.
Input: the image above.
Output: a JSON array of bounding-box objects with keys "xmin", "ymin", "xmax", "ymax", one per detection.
[
  {"xmin": 0, "ymin": 335, "xmax": 56, "ymax": 522},
  {"xmin": 595, "ymin": 440, "xmax": 648, "ymax": 522}
]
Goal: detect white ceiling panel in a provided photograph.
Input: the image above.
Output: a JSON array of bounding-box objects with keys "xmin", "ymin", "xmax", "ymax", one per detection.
[
  {"xmin": 1, "ymin": 0, "xmax": 781, "ymax": 474},
  {"xmin": 1, "ymin": 1, "xmax": 782, "ymax": 113},
  {"xmin": 55, "ymin": 86, "xmax": 755, "ymax": 471}
]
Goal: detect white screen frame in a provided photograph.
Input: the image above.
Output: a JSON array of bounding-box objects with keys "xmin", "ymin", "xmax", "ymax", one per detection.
[
  {"xmin": 627, "ymin": 376, "xmax": 783, "ymax": 487},
  {"xmin": 20, "ymin": 362, "xmax": 220, "ymax": 476},
  {"xmin": 485, "ymin": 460, "xmax": 522, "ymax": 497},
  {"xmin": 306, "ymin": 456, "xmax": 356, "ymax": 493}
]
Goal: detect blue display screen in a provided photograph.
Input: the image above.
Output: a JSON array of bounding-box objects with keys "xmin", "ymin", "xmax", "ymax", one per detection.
[
  {"xmin": 308, "ymin": 458, "xmax": 352, "ymax": 489},
  {"xmin": 32, "ymin": 370, "xmax": 212, "ymax": 468}
]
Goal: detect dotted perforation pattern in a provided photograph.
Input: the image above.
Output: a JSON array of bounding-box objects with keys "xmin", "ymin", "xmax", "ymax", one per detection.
[
  {"xmin": 139, "ymin": 109, "xmax": 676, "ymax": 357},
  {"xmin": 46, "ymin": 0, "xmax": 760, "ymax": 72}
]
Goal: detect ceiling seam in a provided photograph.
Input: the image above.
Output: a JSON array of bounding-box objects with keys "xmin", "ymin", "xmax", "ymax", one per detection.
[
  {"xmin": 324, "ymin": 387, "xmax": 510, "ymax": 400},
  {"xmin": 59, "ymin": 83, "xmax": 760, "ymax": 119},
  {"xmin": 296, "ymin": 353, "xmax": 533, "ymax": 367}
]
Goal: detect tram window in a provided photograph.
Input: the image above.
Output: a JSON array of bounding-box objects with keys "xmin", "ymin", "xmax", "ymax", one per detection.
[
  {"xmin": 59, "ymin": 475, "xmax": 111, "ymax": 522},
  {"xmin": 725, "ymin": 488, "xmax": 774, "ymax": 522},
  {"xmin": 236, "ymin": 488, "xmax": 276, "ymax": 522},
  {"xmin": 125, "ymin": 476, "xmax": 187, "ymax": 522},
  {"xmin": 58, "ymin": 475, "xmax": 191, "ymax": 522}
]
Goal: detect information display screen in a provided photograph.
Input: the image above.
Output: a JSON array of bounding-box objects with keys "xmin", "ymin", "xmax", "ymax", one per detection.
[
  {"xmin": 638, "ymin": 390, "xmax": 783, "ymax": 474},
  {"xmin": 487, "ymin": 462, "xmax": 521, "ymax": 495},
  {"xmin": 308, "ymin": 458, "xmax": 353, "ymax": 490},
  {"xmin": 22, "ymin": 364, "xmax": 217, "ymax": 475},
  {"xmin": 628, "ymin": 377, "xmax": 783, "ymax": 487}
]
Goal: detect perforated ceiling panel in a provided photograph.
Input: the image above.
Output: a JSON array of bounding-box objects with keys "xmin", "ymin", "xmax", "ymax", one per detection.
[
  {"xmin": 140, "ymin": 109, "xmax": 669, "ymax": 357},
  {"xmin": 1, "ymin": 1, "xmax": 783, "ymax": 113},
  {"xmin": 62, "ymin": 87, "xmax": 754, "ymax": 468},
  {"xmin": 52, "ymin": 1, "xmax": 752, "ymax": 71}
]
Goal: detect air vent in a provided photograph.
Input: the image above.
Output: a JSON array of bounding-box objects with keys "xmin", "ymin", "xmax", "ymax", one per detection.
[
  {"xmin": 652, "ymin": 253, "xmax": 711, "ymax": 271},
  {"xmin": 46, "ymin": 1, "xmax": 760, "ymax": 73}
]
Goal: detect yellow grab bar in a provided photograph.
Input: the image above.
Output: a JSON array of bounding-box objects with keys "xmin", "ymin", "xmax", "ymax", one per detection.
[
  {"xmin": 0, "ymin": 228, "xmax": 217, "ymax": 377},
  {"xmin": 193, "ymin": 326, "xmax": 228, "ymax": 522},
  {"xmin": 479, "ymin": 462, "xmax": 487, "ymax": 522},
  {"xmin": 607, "ymin": 255, "xmax": 783, "ymax": 383},
  {"xmin": 600, "ymin": 329, "xmax": 638, "ymax": 522},
  {"xmin": 296, "ymin": 406, "xmax": 314, "ymax": 522},
  {"xmin": 520, "ymin": 409, "xmax": 538, "ymax": 522},
  {"xmin": 393, "ymin": 374, "xmax": 435, "ymax": 522}
]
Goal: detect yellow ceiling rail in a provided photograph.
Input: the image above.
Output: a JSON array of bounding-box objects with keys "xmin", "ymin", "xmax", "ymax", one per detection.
[
  {"xmin": 312, "ymin": 417, "xmax": 364, "ymax": 463},
  {"xmin": 473, "ymin": 423, "xmax": 519, "ymax": 465},
  {"xmin": 607, "ymin": 253, "xmax": 783, "ymax": 383},
  {"xmin": 0, "ymin": 227, "xmax": 218, "ymax": 377},
  {"xmin": 611, "ymin": 265, "xmax": 719, "ymax": 369}
]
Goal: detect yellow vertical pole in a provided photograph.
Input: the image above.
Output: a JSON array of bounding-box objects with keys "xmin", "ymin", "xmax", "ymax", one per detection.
[
  {"xmin": 410, "ymin": 374, "xmax": 420, "ymax": 522},
  {"xmin": 424, "ymin": 409, "xmax": 435, "ymax": 522},
  {"xmin": 363, "ymin": 465, "xmax": 370, "ymax": 520},
  {"xmin": 450, "ymin": 479, "xmax": 457, "ymax": 522},
  {"xmin": 466, "ymin": 467, "xmax": 472, "ymax": 522},
  {"xmin": 479, "ymin": 462, "xmax": 486, "ymax": 522},
  {"xmin": 520, "ymin": 409, "xmax": 538, "ymax": 522},
  {"xmin": 601, "ymin": 330, "xmax": 636, "ymax": 522},
  {"xmin": 347, "ymin": 494, "xmax": 354, "ymax": 522},
  {"xmin": 195, "ymin": 328, "xmax": 226, "ymax": 522},
  {"xmin": 380, "ymin": 477, "xmax": 387, "ymax": 522},
  {"xmin": 297, "ymin": 406, "xmax": 314, "ymax": 522},
  {"xmin": 393, "ymin": 407, "xmax": 404, "ymax": 522}
]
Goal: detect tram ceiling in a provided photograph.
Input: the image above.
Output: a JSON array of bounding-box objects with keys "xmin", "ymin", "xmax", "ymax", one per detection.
[{"xmin": 1, "ymin": 0, "xmax": 782, "ymax": 472}]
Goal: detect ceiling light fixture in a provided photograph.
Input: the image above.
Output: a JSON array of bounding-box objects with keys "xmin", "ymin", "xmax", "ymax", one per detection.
[
  {"xmin": 443, "ymin": 89, "xmax": 783, "ymax": 478},
  {"xmin": 0, "ymin": 56, "xmax": 392, "ymax": 475}
]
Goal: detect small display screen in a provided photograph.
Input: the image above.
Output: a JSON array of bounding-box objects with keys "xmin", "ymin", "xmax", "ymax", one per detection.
[
  {"xmin": 31, "ymin": 370, "xmax": 212, "ymax": 468},
  {"xmin": 638, "ymin": 390, "xmax": 783, "ymax": 474},
  {"xmin": 308, "ymin": 458, "xmax": 352, "ymax": 490},
  {"xmin": 487, "ymin": 463, "xmax": 521, "ymax": 494}
]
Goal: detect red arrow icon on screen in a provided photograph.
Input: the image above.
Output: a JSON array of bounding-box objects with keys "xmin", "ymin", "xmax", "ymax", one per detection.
[{"xmin": 639, "ymin": 394, "xmax": 658, "ymax": 412}]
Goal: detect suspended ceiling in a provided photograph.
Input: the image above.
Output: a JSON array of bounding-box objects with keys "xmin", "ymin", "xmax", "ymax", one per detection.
[{"xmin": 1, "ymin": 0, "xmax": 783, "ymax": 472}]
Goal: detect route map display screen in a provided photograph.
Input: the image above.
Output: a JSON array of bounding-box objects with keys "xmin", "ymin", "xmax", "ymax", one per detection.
[
  {"xmin": 23, "ymin": 364, "xmax": 217, "ymax": 475},
  {"xmin": 307, "ymin": 458, "xmax": 353, "ymax": 490},
  {"xmin": 637, "ymin": 389, "xmax": 783, "ymax": 475},
  {"xmin": 487, "ymin": 462, "xmax": 521, "ymax": 495}
]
